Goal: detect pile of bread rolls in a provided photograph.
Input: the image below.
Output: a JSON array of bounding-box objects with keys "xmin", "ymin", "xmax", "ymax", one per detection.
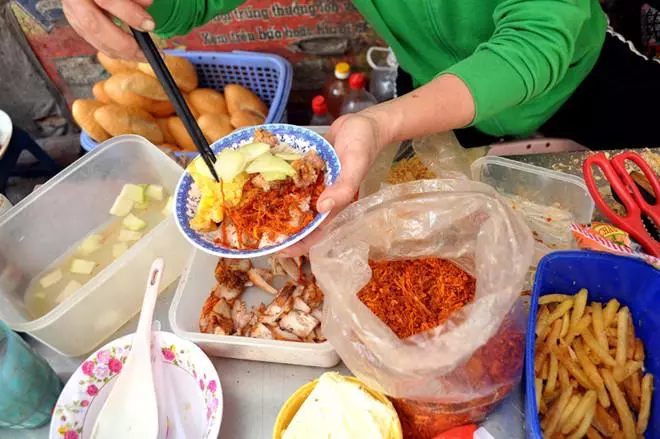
[{"xmin": 73, "ymin": 52, "xmax": 270, "ymax": 151}]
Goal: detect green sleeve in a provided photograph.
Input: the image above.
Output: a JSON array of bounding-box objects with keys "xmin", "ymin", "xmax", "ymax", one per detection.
[
  {"xmin": 148, "ymin": 0, "xmax": 247, "ymax": 39},
  {"xmin": 443, "ymin": 0, "xmax": 589, "ymax": 125}
]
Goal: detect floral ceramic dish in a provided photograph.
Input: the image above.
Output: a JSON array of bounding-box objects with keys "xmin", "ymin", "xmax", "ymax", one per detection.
[
  {"xmin": 174, "ymin": 124, "xmax": 341, "ymax": 259},
  {"xmin": 50, "ymin": 331, "xmax": 222, "ymax": 439}
]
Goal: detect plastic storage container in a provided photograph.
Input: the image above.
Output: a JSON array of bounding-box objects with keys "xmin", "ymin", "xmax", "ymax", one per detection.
[
  {"xmin": 81, "ymin": 50, "xmax": 293, "ymax": 152},
  {"xmin": 169, "ymin": 249, "xmax": 340, "ymax": 368},
  {"xmin": 0, "ymin": 135, "xmax": 192, "ymax": 356},
  {"xmin": 471, "ymin": 156, "xmax": 594, "ymax": 250},
  {"xmin": 524, "ymin": 251, "xmax": 660, "ymax": 438}
]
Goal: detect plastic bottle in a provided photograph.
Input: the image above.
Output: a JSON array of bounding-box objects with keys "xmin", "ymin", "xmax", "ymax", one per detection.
[
  {"xmin": 309, "ymin": 96, "xmax": 335, "ymax": 126},
  {"xmin": 323, "ymin": 62, "xmax": 351, "ymax": 118},
  {"xmin": 367, "ymin": 46, "xmax": 399, "ymax": 102},
  {"xmin": 339, "ymin": 73, "xmax": 378, "ymax": 115}
]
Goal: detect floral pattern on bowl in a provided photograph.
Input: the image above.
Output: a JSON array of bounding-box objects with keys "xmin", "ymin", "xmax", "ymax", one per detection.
[
  {"xmin": 50, "ymin": 331, "xmax": 222, "ymax": 439},
  {"xmin": 174, "ymin": 123, "xmax": 341, "ymax": 259}
]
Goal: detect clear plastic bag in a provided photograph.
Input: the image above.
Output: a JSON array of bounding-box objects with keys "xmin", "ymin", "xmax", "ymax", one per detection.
[{"xmin": 309, "ymin": 180, "xmax": 534, "ymax": 438}]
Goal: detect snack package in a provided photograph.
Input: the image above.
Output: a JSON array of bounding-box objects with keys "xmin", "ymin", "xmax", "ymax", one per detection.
[
  {"xmin": 310, "ymin": 180, "xmax": 534, "ymax": 438},
  {"xmin": 590, "ymin": 221, "xmax": 632, "ymax": 247},
  {"xmin": 571, "ymin": 223, "xmax": 660, "ymax": 269}
]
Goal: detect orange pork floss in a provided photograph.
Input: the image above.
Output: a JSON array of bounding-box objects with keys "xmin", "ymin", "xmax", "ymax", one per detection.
[
  {"xmin": 357, "ymin": 257, "xmax": 524, "ymax": 438},
  {"xmin": 357, "ymin": 258, "xmax": 476, "ymax": 339}
]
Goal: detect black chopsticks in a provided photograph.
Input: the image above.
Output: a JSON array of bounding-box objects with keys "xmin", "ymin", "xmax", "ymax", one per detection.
[{"xmin": 131, "ymin": 29, "xmax": 220, "ymax": 182}]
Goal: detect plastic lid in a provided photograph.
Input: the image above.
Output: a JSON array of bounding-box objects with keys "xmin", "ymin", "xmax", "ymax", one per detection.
[
  {"xmin": 348, "ymin": 73, "xmax": 366, "ymax": 90},
  {"xmin": 311, "ymin": 96, "xmax": 328, "ymax": 115},
  {"xmin": 335, "ymin": 62, "xmax": 351, "ymax": 79}
]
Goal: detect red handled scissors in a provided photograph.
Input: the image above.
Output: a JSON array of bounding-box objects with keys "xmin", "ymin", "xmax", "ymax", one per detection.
[{"xmin": 583, "ymin": 151, "xmax": 660, "ymax": 257}]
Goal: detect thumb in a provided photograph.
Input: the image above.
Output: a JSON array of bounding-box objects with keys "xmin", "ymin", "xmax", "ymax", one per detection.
[{"xmin": 316, "ymin": 144, "xmax": 371, "ymax": 213}]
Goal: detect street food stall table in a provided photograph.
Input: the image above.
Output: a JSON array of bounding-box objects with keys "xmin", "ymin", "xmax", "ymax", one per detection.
[
  {"xmin": 11, "ymin": 136, "xmax": 657, "ymax": 439},
  {"xmin": 14, "ymin": 285, "xmax": 524, "ymax": 439}
]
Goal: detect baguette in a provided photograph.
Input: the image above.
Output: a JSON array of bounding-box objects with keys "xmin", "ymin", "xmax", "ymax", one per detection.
[
  {"xmin": 224, "ymin": 84, "xmax": 268, "ymax": 119},
  {"xmin": 198, "ymin": 113, "xmax": 233, "ymax": 144},
  {"xmin": 167, "ymin": 116, "xmax": 196, "ymax": 151},
  {"xmin": 105, "ymin": 71, "xmax": 169, "ymax": 103},
  {"xmin": 92, "ymin": 80, "xmax": 113, "ymax": 104},
  {"xmin": 94, "ymin": 104, "xmax": 163, "ymax": 144},
  {"xmin": 72, "ymin": 99, "xmax": 111, "ymax": 143},
  {"xmin": 184, "ymin": 93, "xmax": 201, "ymax": 119},
  {"xmin": 156, "ymin": 118, "xmax": 177, "ymax": 144},
  {"xmin": 230, "ymin": 109, "xmax": 265, "ymax": 129},
  {"xmin": 188, "ymin": 88, "xmax": 228, "ymax": 116},
  {"xmin": 97, "ymin": 52, "xmax": 137, "ymax": 74},
  {"xmin": 143, "ymin": 99, "xmax": 175, "ymax": 117},
  {"xmin": 138, "ymin": 55, "xmax": 198, "ymax": 92}
]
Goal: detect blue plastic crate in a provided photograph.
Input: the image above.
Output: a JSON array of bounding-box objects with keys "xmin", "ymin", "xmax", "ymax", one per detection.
[
  {"xmin": 525, "ymin": 251, "xmax": 660, "ymax": 438},
  {"xmin": 80, "ymin": 50, "xmax": 292, "ymax": 152}
]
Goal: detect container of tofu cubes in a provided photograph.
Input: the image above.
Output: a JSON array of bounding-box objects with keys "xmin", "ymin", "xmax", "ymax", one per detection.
[{"xmin": 0, "ymin": 135, "xmax": 192, "ymax": 356}]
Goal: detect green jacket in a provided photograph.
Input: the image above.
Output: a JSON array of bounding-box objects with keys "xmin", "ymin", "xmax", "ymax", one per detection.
[{"xmin": 148, "ymin": 0, "xmax": 607, "ymax": 137}]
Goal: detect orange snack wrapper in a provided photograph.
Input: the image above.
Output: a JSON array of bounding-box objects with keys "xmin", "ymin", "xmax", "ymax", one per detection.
[{"xmin": 571, "ymin": 223, "xmax": 660, "ymax": 269}]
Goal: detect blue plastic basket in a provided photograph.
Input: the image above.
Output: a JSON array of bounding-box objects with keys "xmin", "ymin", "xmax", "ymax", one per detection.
[
  {"xmin": 80, "ymin": 50, "xmax": 292, "ymax": 152},
  {"xmin": 525, "ymin": 251, "xmax": 660, "ymax": 438}
]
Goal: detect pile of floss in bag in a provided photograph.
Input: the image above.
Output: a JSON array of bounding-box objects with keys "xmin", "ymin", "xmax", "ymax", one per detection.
[{"xmin": 310, "ymin": 179, "xmax": 534, "ymax": 438}]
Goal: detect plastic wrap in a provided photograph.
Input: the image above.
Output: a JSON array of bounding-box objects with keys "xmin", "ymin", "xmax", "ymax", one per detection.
[
  {"xmin": 412, "ymin": 132, "xmax": 487, "ymax": 180},
  {"xmin": 309, "ymin": 180, "xmax": 534, "ymax": 437}
]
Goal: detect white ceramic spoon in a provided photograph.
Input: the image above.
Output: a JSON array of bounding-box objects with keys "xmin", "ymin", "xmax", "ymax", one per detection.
[{"xmin": 90, "ymin": 258, "xmax": 164, "ymax": 439}]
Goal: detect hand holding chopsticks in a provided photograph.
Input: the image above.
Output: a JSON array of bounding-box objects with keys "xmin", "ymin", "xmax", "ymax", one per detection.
[{"xmin": 130, "ymin": 29, "xmax": 220, "ymax": 182}]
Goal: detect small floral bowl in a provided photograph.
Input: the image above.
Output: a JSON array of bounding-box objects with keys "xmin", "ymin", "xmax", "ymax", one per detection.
[
  {"xmin": 174, "ymin": 124, "xmax": 341, "ymax": 259},
  {"xmin": 49, "ymin": 331, "xmax": 222, "ymax": 439}
]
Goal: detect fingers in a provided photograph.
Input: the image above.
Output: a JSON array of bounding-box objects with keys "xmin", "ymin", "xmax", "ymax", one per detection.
[
  {"xmin": 285, "ymin": 114, "xmax": 382, "ymax": 257},
  {"xmin": 316, "ymin": 133, "xmax": 372, "ymax": 213},
  {"xmin": 280, "ymin": 221, "xmax": 330, "ymax": 258},
  {"xmin": 93, "ymin": 0, "xmax": 155, "ymax": 31},
  {"xmin": 63, "ymin": 0, "xmax": 144, "ymax": 60}
]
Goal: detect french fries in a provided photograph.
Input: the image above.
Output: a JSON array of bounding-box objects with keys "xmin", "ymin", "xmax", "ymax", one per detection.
[
  {"xmin": 535, "ymin": 290, "xmax": 654, "ymax": 438},
  {"xmin": 637, "ymin": 374, "xmax": 653, "ymax": 434}
]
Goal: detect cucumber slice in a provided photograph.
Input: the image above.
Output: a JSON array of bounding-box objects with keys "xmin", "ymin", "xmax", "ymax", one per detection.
[
  {"xmin": 39, "ymin": 269, "xmax": 63, "ymax": 289},
  {"xmin": 261, "ymin": 171, "xmax": 289, "ymax": 182},
  {"xmin": 246, "ymin": 153, "xmax": 296, "ymax": 176},
  {"xmin": 112, "ymin": 242, "xmax": 129, "ymax": 259},
  {"xmin": 109, "ymin": 196, "xmax": 133, "ymax": 217},
  {"xmin": 78, "ymin": 234, "xmax": 103, "ymax": 256},
  {"xmin": 162, "ymin": 196, "xmax": 174, "ymax": 216},
  {"xmin": 274, "ymin": 151, "xmax": 303, "ymax": 161},
  {"xmin": 123, "ymin": 214, "xmax": 147, "ymax": 231},
  {"xmin": 239, "ymin": 142, "xmax": 271, "ymax": 162},
  {"xmin": 70, "ymin": 259, "xmax": 96, "ymax": 275},
  {"xmin": 118, "ymin": 229, "xmax": 142, "ymax": 242},
  {"xmin": 55, "ymin": 280, "xmax": 82, "ymax": 304},
  {"xmin": 146, "ymin": 184, "xmax": 164, "ymax": 201},
  {"xmin": 119, "ymin": 184, "xmax": 146, "ymax": 203}
]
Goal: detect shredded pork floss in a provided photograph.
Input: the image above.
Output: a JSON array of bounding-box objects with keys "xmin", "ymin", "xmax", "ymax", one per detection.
[{"xmin": 309, "ymin": 179, "xmax": 534, "ymax": 437}]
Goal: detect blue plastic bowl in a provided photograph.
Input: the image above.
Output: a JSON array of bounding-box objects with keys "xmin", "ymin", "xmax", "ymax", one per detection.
[{"xmin": 525, "ymin": 251, "xmax": 660, "ymax": 438}]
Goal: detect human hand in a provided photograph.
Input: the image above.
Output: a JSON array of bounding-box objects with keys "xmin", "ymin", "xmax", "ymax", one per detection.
[
  {"xmin": 63, "ymin": 0, "xmax": 155, "ymax": 60},
  {"xmin": 282, "ymin": 112, "xmax": 385, "ymax": 257}
]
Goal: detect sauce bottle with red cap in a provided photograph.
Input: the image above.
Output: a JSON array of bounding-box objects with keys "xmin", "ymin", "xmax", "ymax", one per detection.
[
  {"xmin": 310, "ymin": 96, "xmax": 335, "ymax": 126},
  {"xmin": 323, "ymin": 62, "xmax": 351, "ymax": 118},
  {"xmin": 339, "ymin": 73, "xmax": 379, "ymax": 116}
]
